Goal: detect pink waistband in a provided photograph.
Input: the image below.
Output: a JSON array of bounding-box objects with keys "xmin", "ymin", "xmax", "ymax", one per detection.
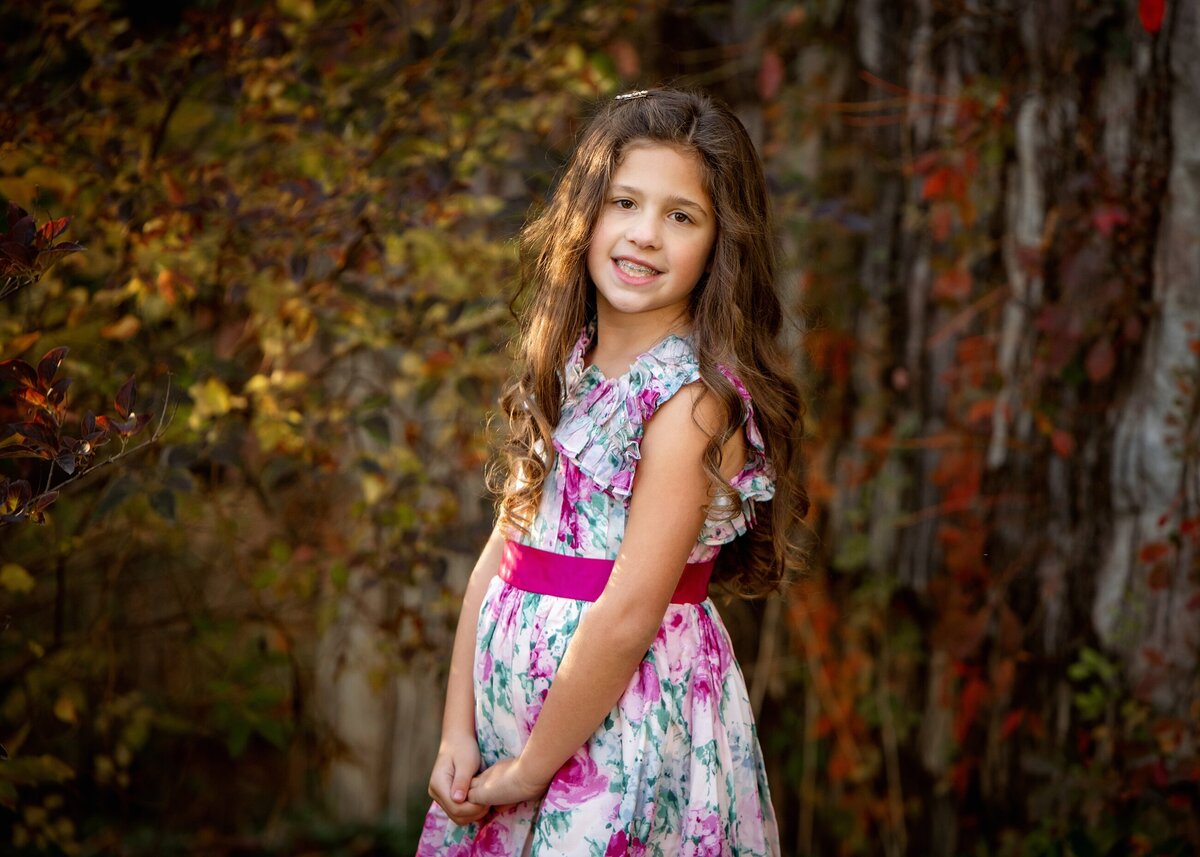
[{"xmin": 498, "ymin": 540, "xmax": 714, "ymax": 604}]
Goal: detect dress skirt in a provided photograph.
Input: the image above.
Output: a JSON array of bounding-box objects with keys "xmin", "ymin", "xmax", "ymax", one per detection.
[{"xmin": 416, "ymin": 574, "xmax": 781, "ymax": 856}]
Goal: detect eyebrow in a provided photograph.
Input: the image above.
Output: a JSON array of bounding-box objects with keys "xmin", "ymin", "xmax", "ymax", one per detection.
[{"xmin": 610, "ymin": 184, "xmax": 709, "ymax": 215}]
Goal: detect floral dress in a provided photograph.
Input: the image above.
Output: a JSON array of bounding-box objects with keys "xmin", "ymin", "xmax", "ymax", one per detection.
[{"xmin": 417, "ymin": 324, "xmax": 781, "ymax": 856}]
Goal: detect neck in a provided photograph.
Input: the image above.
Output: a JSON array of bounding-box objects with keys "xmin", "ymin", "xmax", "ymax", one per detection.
[{"xmin": 591, "ymin": 308, "xmax": 693, "ymax": 360}]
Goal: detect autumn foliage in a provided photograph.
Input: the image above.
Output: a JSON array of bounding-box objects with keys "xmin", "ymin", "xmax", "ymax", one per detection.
[{"xmin": 1, "ymin": 1, "xmax": 1198, "ymax": 856}]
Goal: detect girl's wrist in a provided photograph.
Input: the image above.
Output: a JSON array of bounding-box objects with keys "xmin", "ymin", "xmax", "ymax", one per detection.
[
  {"xmin": 514, "ymin": 749, "xmax": 556, "ymax": 794},
  {"xmin": 439, "ymin": 722, "xmax": 477, "ymax": 748}
]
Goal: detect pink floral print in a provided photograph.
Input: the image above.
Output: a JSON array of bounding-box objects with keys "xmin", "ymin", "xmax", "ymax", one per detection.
[{"xmin": 417, "ymin": 325, "xmax": 780, "ymax": 855}]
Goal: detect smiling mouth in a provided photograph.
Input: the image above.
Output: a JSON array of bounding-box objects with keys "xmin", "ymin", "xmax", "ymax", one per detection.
[{"xmin": 615, "ymin": 258, "xmax": 661, "ymax": 277}]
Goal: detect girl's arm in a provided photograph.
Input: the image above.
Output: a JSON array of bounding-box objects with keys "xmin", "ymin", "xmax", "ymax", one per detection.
[
  {"xmin": 427, "ymin": 522, "xmax": 506, "ymax": 825},
  {"xmin": 468, "ymin": 383, "xmax": 746, "ymax": 805}
]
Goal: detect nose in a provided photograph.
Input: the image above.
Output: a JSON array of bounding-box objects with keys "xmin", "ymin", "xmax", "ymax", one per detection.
[{"xmin": 624, "ymin": 211, "xmax": 662, "ymax": 248}]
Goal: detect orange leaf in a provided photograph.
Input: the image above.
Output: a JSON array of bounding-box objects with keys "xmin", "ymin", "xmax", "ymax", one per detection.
[
  {"xmin": 1139, "ymin": 541, "xmax": 1170, "ymax": 564},
  {"xmin": 2, "ymin": 331, "xmax": 42, "ymax": 360},
  {"xmin": 826, "ymin": 746, "xmax": 853, "ymax": 782},
  {"xmin": 101, "ymin": 315, "xmax": 141, "ymax": 341},
  {"xmin": 162, "ymin": 172, "xmax": 186, "ymax": 206},
  {"xmin": 965, "ymin": 398, "xmax": 994, "ymax": 425},
  {"xmin": 933, "ymin": 267, "xmax": 972, "ymax": 301}
]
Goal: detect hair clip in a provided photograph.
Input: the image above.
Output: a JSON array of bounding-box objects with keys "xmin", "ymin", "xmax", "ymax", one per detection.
[{"xmin": 614, "ymin": 90, "xmax": 650, "ymax": 101}]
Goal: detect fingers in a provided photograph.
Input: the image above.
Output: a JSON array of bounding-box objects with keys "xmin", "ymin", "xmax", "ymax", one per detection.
[
  {"xmin": 428, "ymin": 756, "xmax": 490, "ymax": 827},
  {"xmin": 466, "ymin": 774, "xmax": 488, "ymax": 807},
  {"xmin": 451, "ymin": 763, "xmax": 474, "ymax": 804}
]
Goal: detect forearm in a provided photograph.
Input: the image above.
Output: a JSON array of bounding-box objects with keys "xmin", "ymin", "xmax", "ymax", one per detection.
[
  {"xmin": 441, "ymin": 525, "xmax": 506, "ymax": 741},
  {"xmin": 517, "ymin": 602, "xmax": 657, "ymax": 782}
]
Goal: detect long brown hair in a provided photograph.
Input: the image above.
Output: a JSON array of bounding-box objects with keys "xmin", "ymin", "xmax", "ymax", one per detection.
[{"xmin": 488, "ymin": 87, "xmax": 810, "ymax": 597}]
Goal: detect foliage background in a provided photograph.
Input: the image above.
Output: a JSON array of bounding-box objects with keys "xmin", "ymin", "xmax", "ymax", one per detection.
[{"xmin": 1, "ymin": 1, "xmax": 1197, "ymax": 855}]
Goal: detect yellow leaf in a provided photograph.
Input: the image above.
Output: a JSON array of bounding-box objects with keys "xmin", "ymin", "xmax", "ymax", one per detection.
[
  {"xmin": 101, "ymin": 314, "xmax": 141, "ymax": 340},
  {"xmin": 54, "ymin": 695, "xmax": 78, "ymax": 724},
  {"xmin": 0, "ymin": 563, "xmax": 34, "ymax": 593},
  {"xmin": 187, "ymin": 377, "xmax": 246, "ymax": 429},
  {"xmin": 361, "ymin": 472, "xmax": 387, "ymax": 505}
]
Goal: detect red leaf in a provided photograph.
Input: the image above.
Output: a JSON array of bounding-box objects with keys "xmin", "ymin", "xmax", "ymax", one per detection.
[
  {"xmin": 37, "ymin": 346, "xmax": 68, "ymax": 389},
  {"xmin": 1139, "ymin": 541, "xmax": 1171, "ymax": 564},
  {"xmin": 930, "ymin": 204, "xmax": 955, "ymax": 242},
  {"xmin": 1142, "ymin": 646, "xmax": 1166, "ymax": 666},
  {"xmin": 31, "ymin": 490, "xmax": 58, "ymax": 513},
  {"xmin": 4, "ymin": 478, "xmax": 31, "ymax": 506},
  {"xmin": 4, "ymin": 202, "xmax": 29, "ymax": 231},
  {"xmin": 923, "ymin": 167, "xmax": 950, "ymax": 200},
  {"xmin": 955, "ymin": 676, "xmax": 989, "ymax": 743},
  {"xmin": 1147, "ymin": 563, "xmax": 1171, "ymax": 590},
  {"xmin": 36, "ymin": 217, "xmax": 70, "ymax": 247},
  {"xmin": 1091, "ymin": 205, "xmax": 1129, "ymax": 236},
  {"xmin": 35, "ymin": 242, "xmax": 84, "ymax": 270},
  {"xmin": 1139, "ymin": 0, "xmax": 1165, "ymax": 34},
  {"xmin": 54, "ymin": 449, "xmax": 76, "ymax": 475},
  {"xmin": 0, "ymin": 241, "xmax": 34, "ymax": 269},
  {"xmin": 114, "ymin": 375, "xmax": 136, "ymax": 419},
  {"xmin": 1051, "ymin": 428, "xmax": 1075, "ymax": 458},
  {"xmin": 1085, "ymin": 338, "xmax": 1116, "ymax": 382},
  {"xmin": 0, "ymin": 358, "xmax": 37, "ymax": 387},
  {"xmin": 110, "ymin": 412, "xmax": 152, "ymax": 438},
  {"xmin": 47, "ymin": 377, "xmax": 71, "ymax": 405},
  {"xmin": 1001, "ymin": 709, "xmax": 1025, "ymax": 738},
  {"xmin": 9, "ymin": 215, "xmax": 34, "ymax": 245},
  {"xmin": 757, "ymin": 49, "xmax": 785, "ymax": 101}
]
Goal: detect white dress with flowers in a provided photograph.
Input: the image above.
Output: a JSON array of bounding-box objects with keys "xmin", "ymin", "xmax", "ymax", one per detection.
[{"xmin": 417, "ymin": 324, "xmax": 781, "ymax": 856}]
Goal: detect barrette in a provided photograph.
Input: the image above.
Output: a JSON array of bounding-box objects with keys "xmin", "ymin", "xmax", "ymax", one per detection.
[{"xmin": 614, "ymin": 90, "xmax": 650, "ymax": 101}]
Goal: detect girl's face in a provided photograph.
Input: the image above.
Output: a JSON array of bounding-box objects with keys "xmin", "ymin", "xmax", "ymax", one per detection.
[{"xmin": 586, "ymin": 142, "xmax": 716, "ymax": 330}]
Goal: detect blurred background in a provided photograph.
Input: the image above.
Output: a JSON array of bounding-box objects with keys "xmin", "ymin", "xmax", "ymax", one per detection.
[{"xmin": 1, "ymin": 0, "xmax": 1197, "ymax": 854}]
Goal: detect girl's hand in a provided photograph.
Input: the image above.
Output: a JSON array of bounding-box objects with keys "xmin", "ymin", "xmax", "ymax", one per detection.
[
  {"xmin": 427, "ymin": 733, "xmax": 490, "ymax": 827},
  {"xmin": 467, "ymin": 756, "xmax": 551, "ymax": 808}
]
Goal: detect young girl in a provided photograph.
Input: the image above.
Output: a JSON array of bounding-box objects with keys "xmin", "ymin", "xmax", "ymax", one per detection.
[{"xmin": 418, "ymin": 87, "xmax": 808, "ymax": 856}]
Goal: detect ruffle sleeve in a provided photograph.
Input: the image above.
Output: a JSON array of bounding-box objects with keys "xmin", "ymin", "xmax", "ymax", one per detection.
[
  {"xmin": 698, "ymin": 365, "xmax": 777, "ymax": 546},
  {"xmin": 551, "ymin": 327, "xmax": 777, "ymax": 545}
]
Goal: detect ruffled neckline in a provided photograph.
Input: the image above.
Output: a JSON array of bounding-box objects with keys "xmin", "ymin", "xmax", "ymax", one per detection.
[{"xmin": 565, "ymin": 324, "xmax": 695, "ymax": 394}]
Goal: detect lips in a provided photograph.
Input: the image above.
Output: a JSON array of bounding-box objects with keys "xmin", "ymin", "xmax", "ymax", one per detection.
[{"xmin": 614, "ymin": 256, "xmax": 661, "ymax": 277}]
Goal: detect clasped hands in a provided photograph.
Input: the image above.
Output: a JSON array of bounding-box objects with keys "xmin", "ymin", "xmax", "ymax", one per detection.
[{"xmin": 428, "ymin": 734, "xmax": 551, "ymax": 827}]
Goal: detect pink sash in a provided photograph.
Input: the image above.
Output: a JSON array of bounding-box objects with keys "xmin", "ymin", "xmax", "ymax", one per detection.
[{"xmin": 498, "ymin": 540, "xmax": 714, "ymax": 604}]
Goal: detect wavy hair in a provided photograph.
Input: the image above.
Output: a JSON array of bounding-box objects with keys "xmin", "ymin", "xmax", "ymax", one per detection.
[{"xmin": 487, "ymin": 87, "xmax": 810, "ymax": 597}]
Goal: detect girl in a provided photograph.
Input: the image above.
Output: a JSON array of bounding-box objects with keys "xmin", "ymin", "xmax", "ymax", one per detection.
[{"xmin": 419, "ymin": 87, "xmax": 808, "ymax": 856}]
